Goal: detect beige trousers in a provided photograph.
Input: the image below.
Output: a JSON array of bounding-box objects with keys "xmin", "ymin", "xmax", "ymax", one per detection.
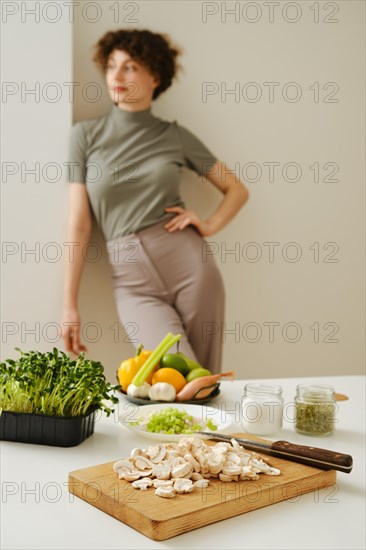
[{"xmin": 106, "ymin": 219, "xmax": 225, "ymax": 374}]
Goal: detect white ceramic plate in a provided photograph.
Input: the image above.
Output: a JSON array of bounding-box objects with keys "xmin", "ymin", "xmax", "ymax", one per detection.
[{"xmin": 118, "ymin": 403, "xmax": 235, "ymax": 442}]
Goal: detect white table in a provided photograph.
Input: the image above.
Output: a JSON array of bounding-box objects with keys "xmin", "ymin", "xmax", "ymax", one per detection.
[{"xmin": 1, "ymin": 376, "xmax": 365, "ymax": 550}]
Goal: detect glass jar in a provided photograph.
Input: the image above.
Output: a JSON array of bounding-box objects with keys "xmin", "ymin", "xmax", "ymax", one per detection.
[
  {"xmin": 294, "ymin": 384, "xmax": 336, "ymax": 436},
  {"xmin": 241, "ymin": 383, "xmax": 284, "ymax": 435}
]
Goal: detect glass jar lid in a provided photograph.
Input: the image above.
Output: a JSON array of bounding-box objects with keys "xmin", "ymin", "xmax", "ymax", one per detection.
[
  {"xmin": 244, "ymin": 383, "xmax": 283, "ymax": 397},
  {"xmin": 296, "ymin": 384, "xmax": 335, "ymax": 402}
]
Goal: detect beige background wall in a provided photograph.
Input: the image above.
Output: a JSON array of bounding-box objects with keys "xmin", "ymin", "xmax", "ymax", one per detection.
[{"xmin": 1, "ymin": 1, "xmax": 365, "ymax": 383}]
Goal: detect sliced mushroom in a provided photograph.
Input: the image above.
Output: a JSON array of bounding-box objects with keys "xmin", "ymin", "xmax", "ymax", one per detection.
[
  {"xmin": 208, "ymin": 455, "xmax": 225, "ymax": 475},
  {"xmin": 184, "ymin": 453, "xmax": 201, "ymax": 472},
  {"xmin": 190, "ymin": 437, "xmax": 204, "ymax": 453},
  {"xmin": 147, "ymin": 445, "xmax": 166, "ymax": 464},
  {"xmin": 195, "ymin": 451, "xmax": 209, "ymax": 471},
  {"xmin": 132, "ymin": 478, "xmax": 153, "ymax": 490},
  {"xmin": 226, "ymin": 452, "xmax": 241, "ymax": 465},
  {"xmin": 251, "ymin": 451, "xmax": 271, "ymax": 463},
  {"xmin": 239, "ymin": 471, "xmax": 259, "ymax": 480},
  {"xmin": 119, "ymin": 470, "xmax": 141, "ymax": 482},
  {"xmin": 174, "ymin": 478, "xmax": 194, "ymax": 494},
  {"xmin": 153, "ymin": 461, "xmax": 171, "ymax": 480},
  {"xmin": 177, "ymin": 442, "xmax": 191, "ymax": 456},
  {"xmin": 174, "ymin": 456, "xmax": 188, "ymax": 465},
  {"xmin": 166, "ymin": 450, "xmax": 180, "ymax": 460},
  {"xmin": 213, "ymin": 442, "xmax": 231, "ymax": 451},
  {"xmin": 166, "ymin": 443, "xmax": 180, "ymax": 451},
  {"xmin": 241, "ymin": 466, "xmax": 255, "ymax": 476},
  {"xmin": 153, "ymin": 479, "xmax": 174, "ymax": 488},
  {"xmin": 134, "ymin": 456, "xmax": 153, "ymax": 471},
  {"xmin": 146, "ymin": 445, "xmax": 159, "ymax": 459},
  {"xmin": 113, "ymin": 436, "xmax": 281, "ymax": 498},
  {"xmin": 222, "ymin": 463, "xmax": 242, "ymax": 476},
  {"xmin": 171, "ymin": 461, "xmax": 193, "ymax": 478},
  {"xmin": 219, "ymin": 473, "xmax": 234, "ymax": 482},
  {"xmin": 165, "ymin": 456, "xmax": 178, "ymax": 469},
  {"xmin": 138, "ymin": 469, "xmax": 153, "ymax": 477},
  {"xmin": 230, "ymin": 439, "xmax": 243, "ymax": 453},
  {"xmin": 240, "ymin": 454, "xmax": 251, "ymax": 466},
  {"xmin": 194, "ymin": 479, "xmax": 209, "ymax": 488},
  {"xmin": 213, "ymin": 446, "xmax": 229, "ymax": 455},
  {"xmin": 264, "ymin": 467, "xmax": 281, "ymax": 476},
  {"xmin": 130, "ymin": 448, "xmax": 141, "ymax": 459},
  {"xmin": 155, "ymin": 486, "xmax": 176, "ymax": 498},
  {"xmin": 113, "ymin": 459, "xmax": 134, "ymax": 473},
  {"xmin": 191, "ymin": 472, "xmax": 204, "ymax": 481},
  {"xmin": 249, "ymin": 458, "xmax": 270, "ymax": 472}
]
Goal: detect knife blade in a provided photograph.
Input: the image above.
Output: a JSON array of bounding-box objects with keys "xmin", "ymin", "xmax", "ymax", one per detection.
[{"xmin": 196, "ymin": 432, "xmax": 353, "ymax": 474}]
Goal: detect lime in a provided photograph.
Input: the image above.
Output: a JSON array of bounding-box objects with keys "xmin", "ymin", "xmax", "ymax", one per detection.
[
  {"xmin": 175, "ymin": 352, "xmax": 203, "ymax": 372},
  {"xmin": 160, "ymin": 354, "xmax": 190, "ymax": 376},
  {"xmin": 185, "ymin": 367, "xmax": 212, "ymax": 382}
]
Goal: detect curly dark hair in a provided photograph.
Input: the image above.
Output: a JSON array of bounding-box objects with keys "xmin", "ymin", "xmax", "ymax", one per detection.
[{"xmin": 92, "ymin": 29, "xmax": 184, "ymax": 100}]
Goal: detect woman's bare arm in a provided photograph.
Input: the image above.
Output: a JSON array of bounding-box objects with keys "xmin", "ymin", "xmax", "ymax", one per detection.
[
  {"xmin": 201, "ymin": 160, "xmax": 249, "ymax": 236},
  {"xmin": 61, "ymin": 183, "xmax": 92, "ymax": 353},
  {"xmin": 164, "ymin": 160, "xmax": 249, "ymax": 236}
]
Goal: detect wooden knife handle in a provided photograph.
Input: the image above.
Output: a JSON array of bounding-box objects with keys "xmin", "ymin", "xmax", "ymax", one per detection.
[{"xmin": 271, "ymin": 440, "xmax": 353, "ymax": 473}]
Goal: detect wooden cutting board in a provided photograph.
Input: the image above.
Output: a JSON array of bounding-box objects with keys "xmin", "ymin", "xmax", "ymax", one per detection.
[{"xmin": 68, "ymin": 433, "xmax": 336, "ymax": 541}]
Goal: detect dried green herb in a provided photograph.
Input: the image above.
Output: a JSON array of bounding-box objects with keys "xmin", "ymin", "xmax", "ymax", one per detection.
[{"xmin": 295, "ymin": 401, "xmax": 336, "ymax": 435}]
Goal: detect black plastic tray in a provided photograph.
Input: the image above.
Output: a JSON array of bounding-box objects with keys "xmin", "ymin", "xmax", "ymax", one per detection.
[{"xmin": 0, "ymin": 408, "xmax": 96, "ymax": 447}]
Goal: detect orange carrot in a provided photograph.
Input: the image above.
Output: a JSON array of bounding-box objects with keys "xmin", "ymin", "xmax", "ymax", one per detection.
[{"xmin": 176, "ymin": 371, "xmax": 235, "ymax": 401}]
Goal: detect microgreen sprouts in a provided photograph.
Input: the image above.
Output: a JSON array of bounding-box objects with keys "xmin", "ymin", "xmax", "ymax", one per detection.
[{"xmin": 0, "ymin": 347, "xmax": 121, "ymax": 417}]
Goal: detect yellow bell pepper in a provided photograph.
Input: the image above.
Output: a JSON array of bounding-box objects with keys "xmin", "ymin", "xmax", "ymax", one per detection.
[{"xmin": 117, "ymin": 344, "xmax": 158, "ymax": 393}]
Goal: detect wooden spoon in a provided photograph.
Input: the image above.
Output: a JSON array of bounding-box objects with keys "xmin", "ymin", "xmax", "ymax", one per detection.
[{"xmin": 335, "ymin": 393, "xmax": 349, "ymax": 401}]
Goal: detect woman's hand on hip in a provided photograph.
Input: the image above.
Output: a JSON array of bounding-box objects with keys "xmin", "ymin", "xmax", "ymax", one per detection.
[
  {"xmin": 164, "ymin": 206, "xmax": 213, "ymax": 237},
  {"xmin": 60, "ymin": 308, "xmax": 88, "ymax": 355}
]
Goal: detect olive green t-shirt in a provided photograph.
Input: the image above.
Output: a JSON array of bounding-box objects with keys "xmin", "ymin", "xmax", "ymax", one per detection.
[{"xmin": 66, "ymin": 104, "xmax": 218, "ymax": 241}]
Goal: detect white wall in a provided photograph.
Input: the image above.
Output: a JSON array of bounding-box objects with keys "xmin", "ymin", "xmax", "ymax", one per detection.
[
  {"xmin": 1, "ymin": 4, "xmax": 73, "ymax": 360},
  {"xmin": 1, "ymin": 1, "xmax": 365, "ymax": 383}
]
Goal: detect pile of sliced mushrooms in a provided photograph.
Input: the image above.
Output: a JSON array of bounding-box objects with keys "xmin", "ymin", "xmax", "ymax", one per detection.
[{"xmin": 113, "ymin": 435, "xmax": 281, "ymax": 499}]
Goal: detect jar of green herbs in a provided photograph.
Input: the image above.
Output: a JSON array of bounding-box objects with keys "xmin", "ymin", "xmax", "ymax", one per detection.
[{"xmin": 294, "ymin": 384, "xmax": 336, "ymax": 436}]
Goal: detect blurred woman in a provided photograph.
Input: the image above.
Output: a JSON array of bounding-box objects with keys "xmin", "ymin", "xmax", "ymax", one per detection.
[{"xmin": 61, "ymin": 29, "xmax": 249, "ymax": 373}]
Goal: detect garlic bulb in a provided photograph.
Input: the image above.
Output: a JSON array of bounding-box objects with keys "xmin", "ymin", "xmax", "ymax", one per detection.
[
  {"xmin": 127, "ymin": 382, "xmax": 151, "ymax": 399},
  {"xmin": 148, "ymin": 382, "xmax": 176, "ymax": 402}
]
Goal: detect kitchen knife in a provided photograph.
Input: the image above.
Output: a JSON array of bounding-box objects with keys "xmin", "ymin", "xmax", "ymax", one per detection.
[{"xmin": 196, "ymin": 432, "xmax": 353, "ymax": 474}]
